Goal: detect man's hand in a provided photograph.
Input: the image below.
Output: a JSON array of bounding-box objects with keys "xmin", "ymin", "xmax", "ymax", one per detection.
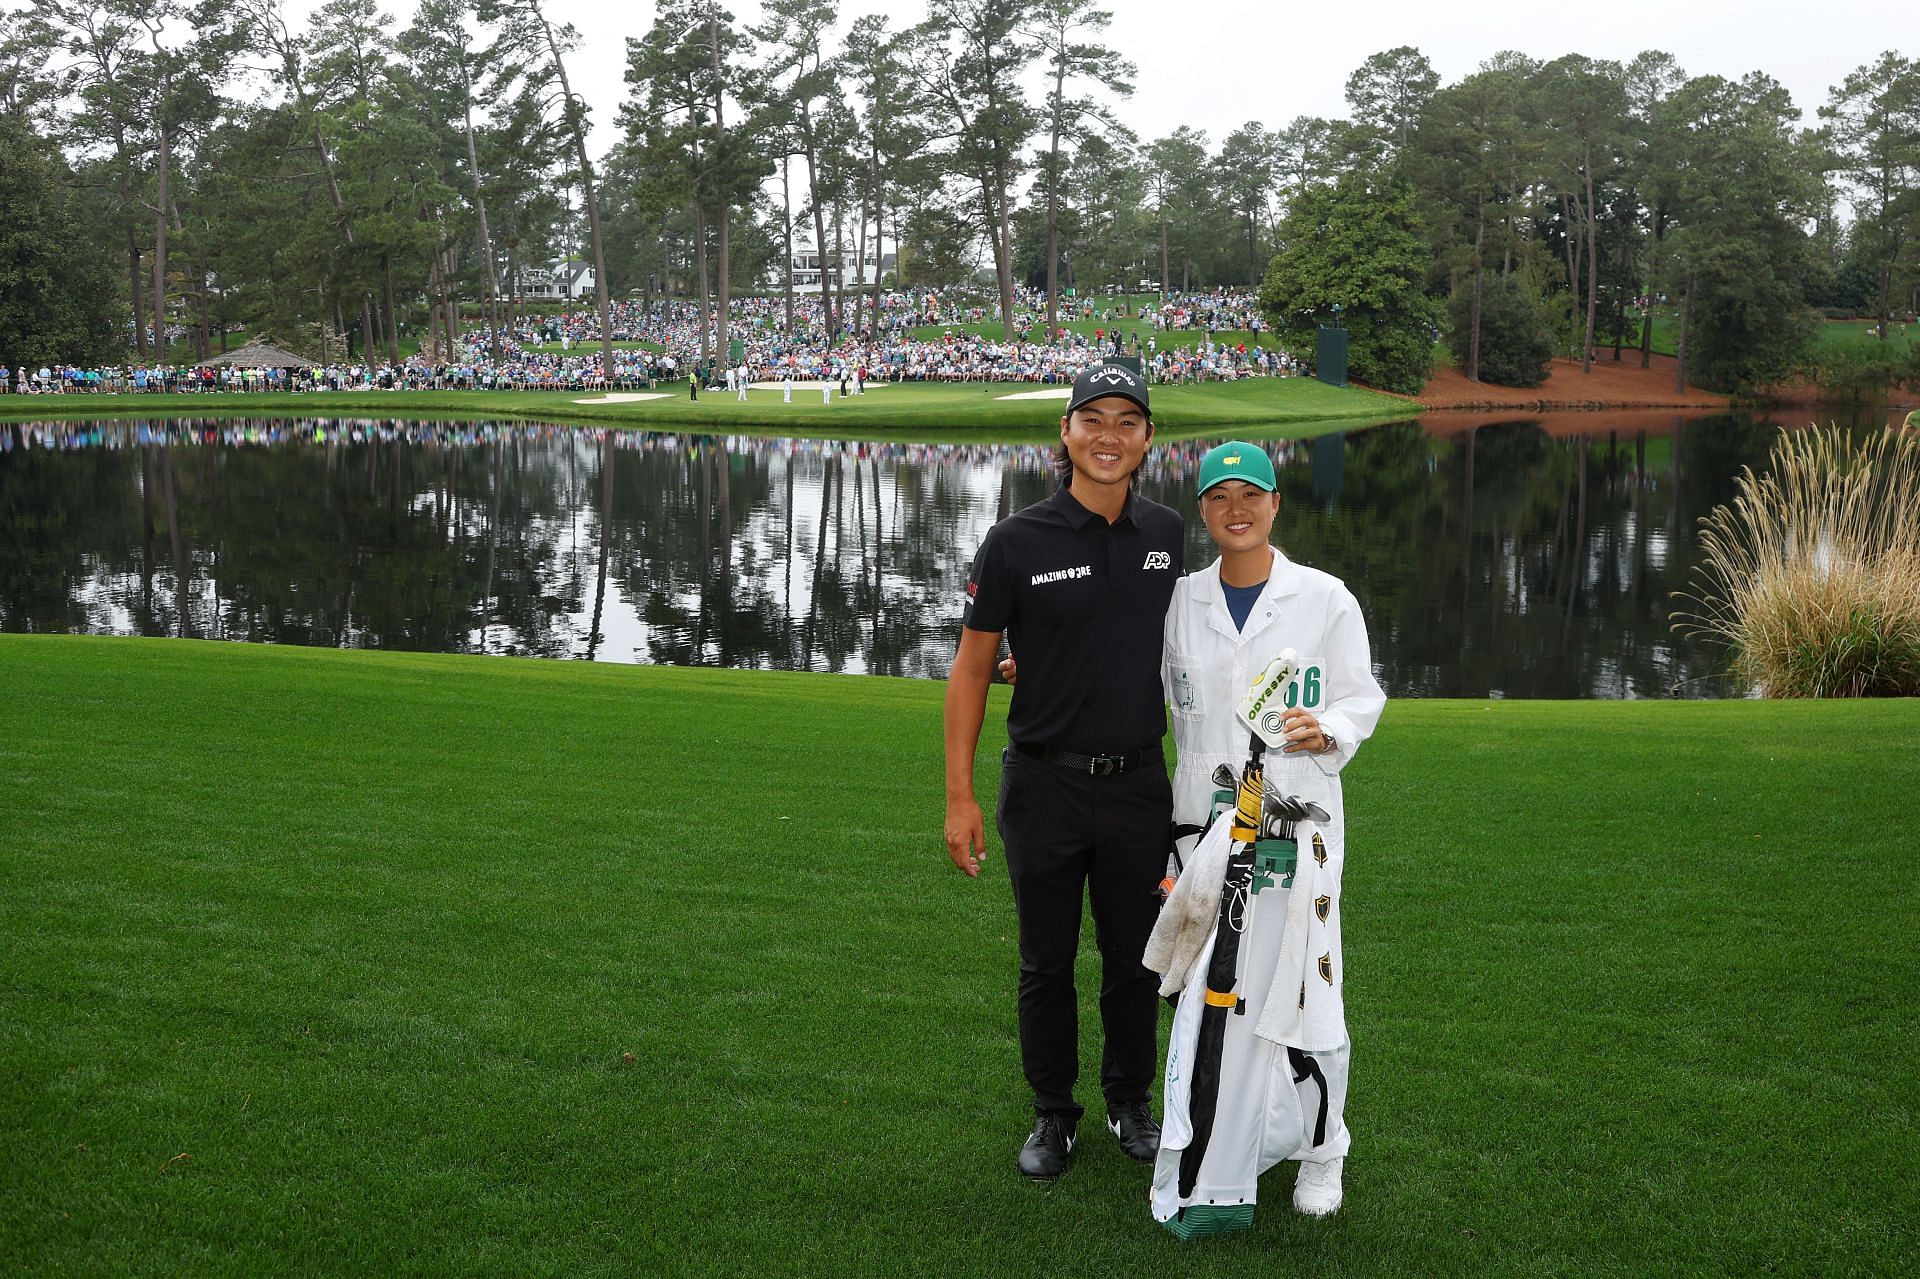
[
  {"xmin": 944, "ymin": 626, "xmax": 1002, "ymax": 879},
  {"xmin": 997, "ymin": 654, "xmax": 1018, "ymax": 685},
  {"xmin": 945, "ymin": 795, "xmax": 988, "ymax": 877}
]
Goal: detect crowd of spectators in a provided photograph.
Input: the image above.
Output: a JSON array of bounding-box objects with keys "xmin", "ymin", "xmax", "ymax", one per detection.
[{"xmin": 7, "ymin": 287, "xmax": 1308, "ymax": 395}]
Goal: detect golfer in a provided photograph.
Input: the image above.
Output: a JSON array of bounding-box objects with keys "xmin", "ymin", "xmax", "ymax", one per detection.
[
  {"xmin": 1148, "ymin": 440, "xmax": 1385, "ymax": 1232},
  {"xmin": 944, "ymin": 362, "xmax": 1183, "ymax": 1181}
]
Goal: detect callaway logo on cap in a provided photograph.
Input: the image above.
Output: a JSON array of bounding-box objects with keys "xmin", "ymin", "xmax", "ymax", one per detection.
[{"xmin": 1067, "ymin": 362, "xmax": 1150, "ymax": 418}]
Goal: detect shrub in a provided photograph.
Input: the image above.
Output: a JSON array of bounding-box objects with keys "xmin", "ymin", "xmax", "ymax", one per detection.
[
  {"xmin": 1811, "ymin": 343, "xmax": 1905, "ymax": 401},
  {"xmin": 1675, "ymin": 426, "xmax": 1920, "ymax": 697},
  {"xmin": 1688, "ymin": 297, "xmax": 1820, "ymax": 396},
  {"xmin": 1446, "ymin": 276, "xmax": 1554, "ymax": 387}
]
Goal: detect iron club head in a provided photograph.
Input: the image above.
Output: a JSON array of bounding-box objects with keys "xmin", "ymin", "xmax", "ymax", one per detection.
[{"xmin": 1262, "ymin": 788, "xmax": 1332, "ymax": 826}]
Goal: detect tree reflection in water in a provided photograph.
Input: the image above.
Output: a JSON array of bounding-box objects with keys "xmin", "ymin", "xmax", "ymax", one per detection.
[{"xmin": 0, "ymin": 413, "xmax": 1806, "ymax": 696}]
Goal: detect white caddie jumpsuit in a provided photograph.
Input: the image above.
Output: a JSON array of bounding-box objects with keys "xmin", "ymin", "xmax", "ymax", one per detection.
[{"xmin": 1150, "ymin": 549, "xmax": 1386, "ymax": 1226}]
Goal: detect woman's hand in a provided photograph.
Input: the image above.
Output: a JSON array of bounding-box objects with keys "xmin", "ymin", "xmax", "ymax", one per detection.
[{"xmin": 1280, "ymin": 708, "xmax": 1331, "ymax": 754}]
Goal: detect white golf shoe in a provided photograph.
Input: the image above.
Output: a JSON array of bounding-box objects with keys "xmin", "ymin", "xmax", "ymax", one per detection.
[{"xmin": 1293, "ymin": 1157, "xmax": 1344, "ymax": 1216}]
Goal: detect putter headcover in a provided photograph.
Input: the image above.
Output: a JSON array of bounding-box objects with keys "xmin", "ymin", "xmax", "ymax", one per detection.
[{"xmin": 1237, "ymin": 649, "xmax": 1300, "ymax": 750}]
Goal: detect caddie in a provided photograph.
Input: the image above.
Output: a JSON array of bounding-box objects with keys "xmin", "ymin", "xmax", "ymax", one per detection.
[
  {"xmin": 1148, "ymin": 440, "xmax": 1386, "ymax": 1231},
  {"xmin": 943, "ymin": 362, "xmax": 1183, "ymax": 1181}
]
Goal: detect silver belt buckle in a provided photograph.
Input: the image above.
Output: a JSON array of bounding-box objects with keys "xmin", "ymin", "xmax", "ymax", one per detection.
[{"xmin": 1090, "ymin": 754, "xmax": 1121, "ymax": 776}]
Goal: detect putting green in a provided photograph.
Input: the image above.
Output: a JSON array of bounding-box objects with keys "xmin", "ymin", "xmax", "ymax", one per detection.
[{"xmin": 0, "ymin": 378, "xmax": 1415, "ymax": 443}]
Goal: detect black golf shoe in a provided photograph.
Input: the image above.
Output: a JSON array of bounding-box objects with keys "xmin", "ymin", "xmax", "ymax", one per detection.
[
  {"xmin": 1107, "ymin": 1100, "xmax": 1160, "ymax": 1161},
  {"xmin": 1017, "ymin": 1112, "xmax": 1078, "ymax": 1181}
]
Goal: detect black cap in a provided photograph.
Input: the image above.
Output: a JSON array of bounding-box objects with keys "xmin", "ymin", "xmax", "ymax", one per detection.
[{"xmin": 1066, "ymin": 362, "xmax": 1150, "ymax": 418}]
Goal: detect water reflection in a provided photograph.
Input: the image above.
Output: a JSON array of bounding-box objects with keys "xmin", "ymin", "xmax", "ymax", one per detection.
[{"xmin": 0, "ymin": 413, "xmax": 1807, "ymax": 696}]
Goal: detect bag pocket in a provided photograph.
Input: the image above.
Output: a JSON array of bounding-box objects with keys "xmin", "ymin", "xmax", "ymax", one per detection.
[{"xmin": 1257, "ymin": 1052, "xmax": 1307, "ymax": 1172}]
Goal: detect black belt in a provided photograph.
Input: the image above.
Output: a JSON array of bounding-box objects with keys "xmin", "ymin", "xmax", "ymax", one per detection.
[{"xmin": 1014, "ymin": 741, "xmax": 1163, "ymax": 776}]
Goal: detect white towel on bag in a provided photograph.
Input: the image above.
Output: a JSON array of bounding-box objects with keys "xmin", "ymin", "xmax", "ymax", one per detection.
[
  {"xmin": 1143, "ymin": 813, "xmax": 1345, "ymax": 1053},
  {"xmin": 1141, "ymin": 817, "xmax": 1232, "ymax": 998}
]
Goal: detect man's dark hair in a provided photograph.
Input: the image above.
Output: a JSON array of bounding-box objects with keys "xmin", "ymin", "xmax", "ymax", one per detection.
[{"xmin": 1050, "ymin": 442, "xmax": 1075, "ymax": 486}]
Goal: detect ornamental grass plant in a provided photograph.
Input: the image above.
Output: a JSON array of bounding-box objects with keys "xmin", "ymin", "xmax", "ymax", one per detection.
[{"xmin": 1676, "ymin": 424, "xmax": 1920, "ymax": 697}]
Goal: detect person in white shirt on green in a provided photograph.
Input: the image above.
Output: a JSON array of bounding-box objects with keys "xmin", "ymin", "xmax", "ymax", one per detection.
[{"xmin": 1150, "ymin": 439, "xmax": 1386, "ymax": 1236}]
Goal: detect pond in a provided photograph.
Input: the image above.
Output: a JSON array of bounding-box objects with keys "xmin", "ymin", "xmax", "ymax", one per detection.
[{"xmin": 0, "ymin": 410, "xmax": 1860, "ymax": 697}]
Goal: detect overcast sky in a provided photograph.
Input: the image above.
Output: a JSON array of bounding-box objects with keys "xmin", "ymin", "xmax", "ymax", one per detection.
[{"xmin": 262, "ymin": 0, "xmax": 1907, "ymax": 153}]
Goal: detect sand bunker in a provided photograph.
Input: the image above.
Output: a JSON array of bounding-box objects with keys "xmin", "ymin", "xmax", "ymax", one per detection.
[
  {"xmin": 994, "ymin": 388, "xmax": 1073, "ymax": 400},
  {"xmin": 572, "ymin": 393, "xmax": 672, "ymax": 404}
]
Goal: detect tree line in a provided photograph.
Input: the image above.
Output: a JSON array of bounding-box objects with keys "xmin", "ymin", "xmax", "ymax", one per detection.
[
  {"xmin": 1, "ymin": 1, "xmax": 1916, "ymax": 396},
  {"xmin": 1260, "ymin": 46, "xmax": 1919, "ymax": 394}
]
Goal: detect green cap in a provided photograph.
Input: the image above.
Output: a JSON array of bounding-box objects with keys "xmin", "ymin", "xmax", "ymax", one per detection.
[{"xmin": 1197, "ymin": 441, "xmax": 1278, "ymax": 494}]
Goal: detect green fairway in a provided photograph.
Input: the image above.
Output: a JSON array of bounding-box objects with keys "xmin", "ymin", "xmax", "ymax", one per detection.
[
  {"xmin": 158, "ymin": 333, "xmax": 436, "ymax": 363},
  {"xmin": 1624, "ymin": 312, "xmax": 1918, "ymax": 360},
  {"xmin": 516, "ymin": 340, "xmax": 665, "ymax": 355},
  {"xmin": 907, "ymin": 293, "xmax": 1281, "ymax": 355},
  {"xmin": 2, "ymin": 636, "xmax": 1913, "ymax": 1276},
  {"xmin": 0, "ymin": 378, "xmax": 1410, "ymax": 443},
  {"xmin": 909, "ymin": 319, "xmax": 1282, "ymax": 352}
]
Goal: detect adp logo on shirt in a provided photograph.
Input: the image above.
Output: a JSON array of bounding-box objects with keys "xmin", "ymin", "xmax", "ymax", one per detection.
[{"xmin": 1142, "ymin": 551, "xmax": 1173, "ymax": 570}]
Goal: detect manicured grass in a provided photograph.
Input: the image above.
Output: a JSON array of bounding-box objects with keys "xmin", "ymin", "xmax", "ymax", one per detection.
[
  {"xmin": 1816, "ymin": 319, "xmax": 1918, "ymax": 349},
  {"xmin": 517, "ymin": 340, "xmax": 665, "ymax": 355},
  {"xmin": 0, "ymin": 378, "xmax": 1411, "ymax": 444},
  {"xmin": 908, "ymin": 319, "xmax": 1282, "ymax": 353},
  {"xmin": 157, "ymin": 336, "xmax": 249, "ymax": 365},
  {"xmin": 2, "ymin": 636, "xmax": 1914, "ymax": 1276},
  {"xmin": 907, "ymin": 293, "xmax": 1280, "ymax": 355},
  {"xmin": 130, "ymin": 333, "xmax": 435, "ymax": 365},
  {"xmin": 1624, "ymin": 312, "xmax": 1917, "ymax": 360}
]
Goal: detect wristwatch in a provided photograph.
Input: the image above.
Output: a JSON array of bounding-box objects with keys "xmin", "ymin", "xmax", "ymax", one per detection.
[{"xmin": 1318, "ymin": 729, "xmax": 1339, "ymax": 755}]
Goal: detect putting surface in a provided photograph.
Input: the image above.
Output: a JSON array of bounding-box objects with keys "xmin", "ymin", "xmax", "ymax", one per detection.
[
  {"xmin": 2, "ymin": 636, "xmax": 1914, "ymax": 1276},
  {"xmin": 0, "ymin": 378, "xmax": 1411, "ymax": 443}
]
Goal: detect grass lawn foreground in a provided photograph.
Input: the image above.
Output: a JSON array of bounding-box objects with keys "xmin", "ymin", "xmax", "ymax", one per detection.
[{"xmin": 2, "ymin": 636, "xmax": 1915, "ymax": 1276}]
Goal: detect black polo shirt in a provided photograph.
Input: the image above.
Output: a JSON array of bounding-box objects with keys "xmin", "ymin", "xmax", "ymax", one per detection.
[{"xmin": 963, "ymin": 484, "xmax": 1184, "ymax": 754}]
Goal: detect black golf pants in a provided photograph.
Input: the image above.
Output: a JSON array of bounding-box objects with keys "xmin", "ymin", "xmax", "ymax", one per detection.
[{"xmin": 996, "ymin": 746, "xmax": 1171, "ymax": 1121}]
